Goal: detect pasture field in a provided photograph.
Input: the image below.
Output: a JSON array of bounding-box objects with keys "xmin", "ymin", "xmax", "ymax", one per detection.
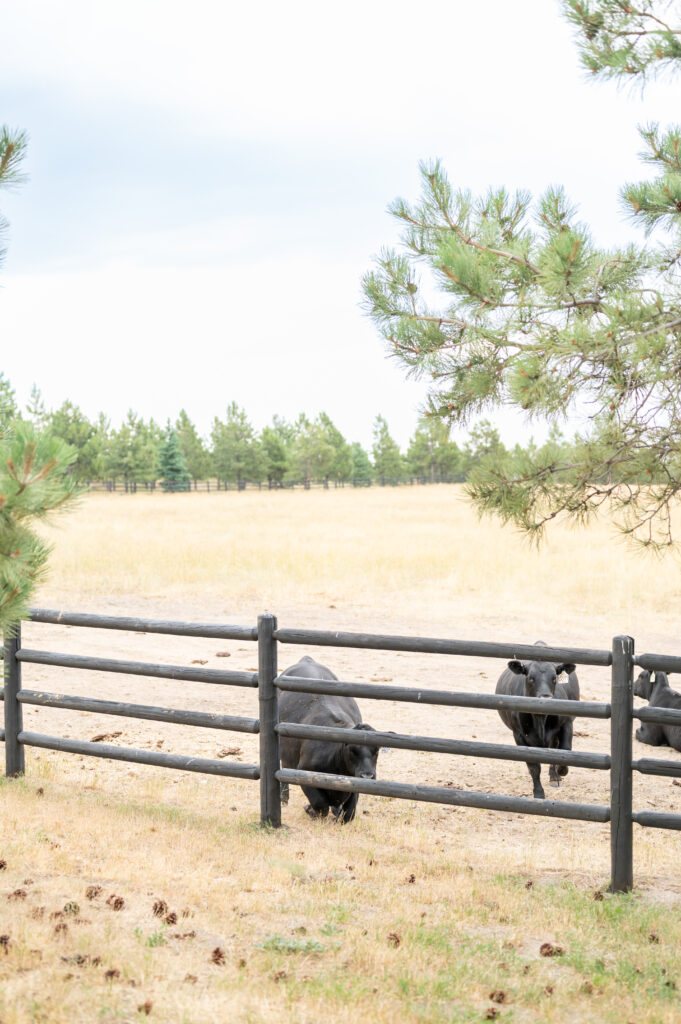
[{"xmin": 3, "ymin": 485, "xmax": 681, "ymax": 1023}]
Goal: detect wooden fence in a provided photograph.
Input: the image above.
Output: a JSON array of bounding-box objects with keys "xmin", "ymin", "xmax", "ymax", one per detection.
[
  {"xmin": 3, "ymin": 609, "xmax": 681, "ymax": 892},
  {"xmin": 84, "ymin": 474, "xmax": 466, "ymax": 493}
]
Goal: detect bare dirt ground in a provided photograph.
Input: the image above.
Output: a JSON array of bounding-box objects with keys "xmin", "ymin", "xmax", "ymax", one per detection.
[{"xmin": 16, "ymin": 585, "xmax": 681, "ymax": 897}]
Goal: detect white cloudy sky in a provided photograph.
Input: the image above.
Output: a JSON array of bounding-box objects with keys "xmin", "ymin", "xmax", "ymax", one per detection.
[{"xmin": 1, "ymin": 0, "xmax": 678, "ymax": 449}]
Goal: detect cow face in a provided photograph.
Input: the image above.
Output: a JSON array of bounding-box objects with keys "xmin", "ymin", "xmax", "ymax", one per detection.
[
  {"xmin": 508, "ymin": 660, "xmax": 576, "ymax": 699},
  {"xmin": 343, "ymin": 724, "xmax": 379, "ymax": 779},
  {"xmin": 634, "ymin": 669, "xmax": 652, "ymax": 700}
]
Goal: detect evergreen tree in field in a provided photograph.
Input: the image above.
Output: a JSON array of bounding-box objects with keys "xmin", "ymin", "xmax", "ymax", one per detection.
[
  {"xmin": 0, "ymin": 126, "xmax": 79, "ymax": 632},
  {"xmin": 407, "ymin": 415, "xmax": 464, "ymax": 481},
  {"xmin": 48, "ymin": 400, "xmax": 99, "ymax": 480},
  {"xmin": 260, "ymin": 424, "xmax": 289, "ymax": 486},
  {"xmin": 461, "ymin": 421, "xmax": 506, "ymax": 476},
  {"xmin": 175, "ymin": 409, "xmax": 212, "ymax": 484},
  {"xmin": 25, "ymin": 383, "xmax": 48, "ymax": 431},
  {"xmin": 363, "ymin": 2, "xmax": 681, "ymax": 548},
  {"xmin": 211, "ymin": 402, "xmax": 263, "ymax": 487},
  {"xmin": 350, "ymin": 441, "xmax": 373, "ymax": 484},
  {"xmin": 318, "ymin": 412, "xmax": 353, "ymax": 483},
  {"xmin": 289, "ymin": 414, "xmax": 335, "ymax": 486},
  {"xmin": 90, "ymin": 413, "xmax": 113, "ymax": 482},
  {"xmin": 108, "ymin": 411, "xmax": 159, "ymax": 487},
  {"xmin": 159, "ymin": 423, "xmax": 191, "ymax": 491},
  {"xmin": 0, "ymin": 372, "xmax": 17, "ymax": 433},
  {"xmin": 372, "ymin": 415, "xmax": 405, "ymax": 482}
]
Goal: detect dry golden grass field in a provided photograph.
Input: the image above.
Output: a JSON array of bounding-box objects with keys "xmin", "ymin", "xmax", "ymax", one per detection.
[{"xmin": 3, "ymin": 485, "xmax": 681, "ymax": 1023}]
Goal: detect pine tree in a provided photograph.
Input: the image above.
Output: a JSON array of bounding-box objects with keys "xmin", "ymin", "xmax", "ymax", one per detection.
[
  {"xmin": 48, "ymin": 401, "xmax": 99, "ymax": 480},
  {"xmin": 175, "ymin": 409, "xmax": 212, "ymax": 484},
  {"xmin": 108, "ymin": 412, "xmax": 159, "ymax": 488},
  {"xmin": 0, "ymin": 126, "xmax": 79, "ymax": 631},
  {"xmin": 372, "ymin": 415, "xmax": 405, "ymax": 482},
  {"xmin": 564, "ymin": 0, "xmax": 681, "ymax": 84},
  {"xmin": 159, "ymin": 423, "xmax": 191, "ymax": 491},
  {"xmin": 211, "ymin": 403, "xmax": 263, "ymax": 487},
  {"xmin": 260, "ymin": 425, "xmax": 289, "ymax": 486},
  {"xmin": 407, "ymin": 415, "xmax": 464, "ymax": 481},
  {"xmin": 0, "ymin": 373, "xmax": 17, "ymax": 433},
  {"xmin": 350, "ymin": 442, "xmax": 373, "ymax": 485},
  {"xmin": 289, "ymin": 414, "xmax": 335, "ymax": 487},
  {"xmin": 363, "ymin": 3, "xmax": 681, "ymax": 547},
  {"xmin": 318, "ymin": 413, "xmax": 353, "ymax": 483},
  {"xmin": 25, "ymin": 384, "xmax": 48, "ymax": 431}
]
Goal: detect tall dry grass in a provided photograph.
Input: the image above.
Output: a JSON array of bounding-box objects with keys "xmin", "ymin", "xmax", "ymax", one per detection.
[{"xmin": 35, "ymin": 487, "xmax": 681, "ymax": 646}]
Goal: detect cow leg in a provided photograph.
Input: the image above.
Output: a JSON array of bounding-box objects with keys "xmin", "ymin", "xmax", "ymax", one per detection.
[
  {"xmin": 338, "ymin": 792, "xmax": 359, "ymax": 824},
  {"xmin": 513, "ymin": 729, "xmax": 545, "ymax": 799},
  {"xmin": 280, "ymin": 781, "xmax": 290, "ymax": 805},
  {"xmin": 635, "ymin": 723, "xmax": 664, "ymax": 746},
  {"xmin": 548, "ymin": 722, "xmax": 572, "ymax": 787},
  {"xmin": 301, "ymin": 786, "xmax": 330, "ymax": 819},
  {"xmin": 527, "ymin": 761, "xmax": 545, "ymax": 799},
  {"xmin": 556, "ymin": 721, "xmax": 573, "ymax": 779}
]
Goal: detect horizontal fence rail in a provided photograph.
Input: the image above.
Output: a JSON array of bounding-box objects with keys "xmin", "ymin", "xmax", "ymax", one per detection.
[
  {"xmin": 274, "ymin": 627, "xmax": 613, "ymax": 666},
  {"xmin": 3, "ymin": 611, "xmax": 681, "ymax": 890},
  {"xmin": 14, "ymin": 690, "xmax": 259, "ymax": 734},
  {"xmin": 29, "ymin": 608, "xmax": 258, "ymax": 641},
  {"xmin": 276, "ymin": 674, "xmax": 611, "ymax": 718},
  {"xmin": 16, "ymin": 649, "xmax": 258, "ymax": 687},
  {"xmin": 635, "ymin": 652, "xmax": 681, "ymax": 673},
  {"xmin": 634, "ymin": 705, "xmax": 681, "ymax": 726},
  {"xmin": 19, "ymin": 732, "xmax": 258, "ymax": 779},
  {"xmin": 276, "ymin": 769, "xmax": 611, "ymax": 823},
  {"xmin": 632, "ymin": 810, "xmax": 681, "ymax": 830},
  {"xmin": 275, "ymin": 722, "xmax": 611, "ymax": 770},
  {"xmin": 632, "ymin": 757, "xmax": 681, "ymax": 778}
]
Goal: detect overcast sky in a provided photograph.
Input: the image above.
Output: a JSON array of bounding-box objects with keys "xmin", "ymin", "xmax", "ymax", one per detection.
[{"xmin": 1, "ymin": 0, "xmax": 678, "ymax": 450}]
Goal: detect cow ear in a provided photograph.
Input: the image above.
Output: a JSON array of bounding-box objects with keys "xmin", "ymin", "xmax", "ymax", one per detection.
[
  {"xmin": 556, "ymin": 663, "xmax": 576, "ymax": 677},
  {"xmin": 507, "ymin": 660, "xmax": 526, "ymax": 675},
  {"xmin": 353, "ymin": 723, "xmax": 375, "ymax": 732}
]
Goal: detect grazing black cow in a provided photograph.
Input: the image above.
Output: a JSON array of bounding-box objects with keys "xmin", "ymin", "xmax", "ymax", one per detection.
[
  {"xmin": 495, "ymin": 643, "xmax": 579, "ymax": 799},
  {"xmin": 634, "ymin": 670, "xmax": 681, "ymax": 751},
  {"xmin": 278, "ymin": 656, "xmax": 380, "ymax": 823}
]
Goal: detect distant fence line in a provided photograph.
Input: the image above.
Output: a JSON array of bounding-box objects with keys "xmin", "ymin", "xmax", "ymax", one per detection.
[
  {"xmin": 84, "ymin": 474, "xmax": 467, "ymax": 493},
  {"xmin": 3, "ymin": 609, "xmax": 681, "ymax": 892}
]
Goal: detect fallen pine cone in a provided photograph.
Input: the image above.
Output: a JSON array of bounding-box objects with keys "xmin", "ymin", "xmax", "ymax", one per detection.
[{"xmin": 540, "ymin": 942, "xmax": 564, "ymax": 957}]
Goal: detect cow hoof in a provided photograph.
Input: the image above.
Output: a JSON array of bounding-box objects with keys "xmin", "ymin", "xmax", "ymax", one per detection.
[
  {"xmin": 550, "ymin": 780, "xmax": 560, "ymax": 788},
  {"xmin": 304, "ymin": 804, "xmax": 322, "ymax": 819}
]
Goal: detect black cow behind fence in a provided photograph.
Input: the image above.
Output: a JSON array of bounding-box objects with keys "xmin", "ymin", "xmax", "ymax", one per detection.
[{"xmin": 4, "ymin": 611, "xmax": 681, "ymax": 892}]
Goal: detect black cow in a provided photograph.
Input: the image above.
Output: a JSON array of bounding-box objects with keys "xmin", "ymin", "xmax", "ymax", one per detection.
[
  {"xmin": 634, "ymin": 670, "xmax": 681, "ymax": 751},
  {"xmin": 278, "ymin": 656, "xmax": 380, "ymax": 823},
  {"xmin": 495, "ymin": 643, "xmax": 578, "ymax": 799}
]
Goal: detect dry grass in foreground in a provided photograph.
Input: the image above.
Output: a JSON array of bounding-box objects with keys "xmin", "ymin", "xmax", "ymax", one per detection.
[{"xmin": 2, "ymin": 764, "xmax": 681, "ymax": 1024}]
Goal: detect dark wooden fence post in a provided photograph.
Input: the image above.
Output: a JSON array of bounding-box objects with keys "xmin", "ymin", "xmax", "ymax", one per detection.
[
  {"xmin": 4, "ymin": 624, "xmax": 25, "ymax": 777},
  {"xmin": 610, "ymin": 634, "xmax": 634, "ymax": 892},
  {"xmin": 258, "ymin": 613, "xmax": 281, "ymax": 827}
]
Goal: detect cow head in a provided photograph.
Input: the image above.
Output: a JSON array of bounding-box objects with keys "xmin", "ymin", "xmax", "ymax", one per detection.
[
  {"xmin": 634, "ymin": 669, "xmax": 652, "ymax": 700},
  {"xmin": 343, "ymin": 723, "xmax": 379, "ymax": 780},
  {"xmin": 507, "ymin": 660, "xmax": 576, "ymax": 699}
]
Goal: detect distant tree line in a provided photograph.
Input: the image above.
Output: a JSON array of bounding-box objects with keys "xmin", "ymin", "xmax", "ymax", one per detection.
[{"xmin": 0, "ymin": 373, "xmax": 573, "ymax": 491}]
